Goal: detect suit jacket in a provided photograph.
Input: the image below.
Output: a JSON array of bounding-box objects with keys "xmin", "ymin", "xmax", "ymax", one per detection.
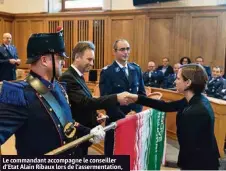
[
  {"xmin": 136, "ymin": 94, "xmax": 220, "ymax": 170},
  {"xmin": 59, "ymin": 66, "xmax": 118, "ymax": 128},
  {"xmin": 143, "ymin": 70, "xmax": 164, "ymax": 88},
  {"xmin": 157, "ymin": 65, "xmax": 174, "ymax": 77},
  {"xmin": 0, "ymin": 44, "xmax": 19, "ymax": 81},
  {"xmin": 99, "ymin": 61, "xmax": 146, "ymax": 122},
  {"xmin": 162, "ymin": 73, "xmax": 177, "ymax": 89}
]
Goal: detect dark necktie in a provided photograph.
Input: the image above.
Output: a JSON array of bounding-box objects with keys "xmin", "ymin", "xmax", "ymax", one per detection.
[
  {"xmin": 122, "ymin": 67, "xmax": 128, "ymax": 78},
  {"xmin": 6, "ymin": 45, "xmax": 10, "ymax": 51}
]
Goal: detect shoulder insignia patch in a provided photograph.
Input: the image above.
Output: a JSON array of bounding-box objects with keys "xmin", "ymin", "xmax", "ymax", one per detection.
[
  {"xmin": 0, "ymin": 81, "xmax": 27, "ymax": 106},
  {"xmin": 102, "ymin": 65, "xmax": 109, "ymax": 70},
  {"xmin": 131, "ymin": 62, "xmax": 139, "ymax": 66}
]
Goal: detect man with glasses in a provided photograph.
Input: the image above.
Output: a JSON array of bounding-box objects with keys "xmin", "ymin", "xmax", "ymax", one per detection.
[
  {"xmin": 156, "ymin": 57, "xmax": 174, "ymax": 77},
  {"xmin": 143, "ymin": 61, "xmax": 164, "ymax": 87},
  {"xmin": 99, "ymin": 39, "xmax": 146, "ymax": 155},
  {"xmin": 59, "ymin": 41, "xmax": 131, "ymax": 155}
]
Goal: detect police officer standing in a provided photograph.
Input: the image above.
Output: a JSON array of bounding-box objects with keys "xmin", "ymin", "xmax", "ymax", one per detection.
[
  {"xmin": 0, "ymin": 33, "xmax": 21, "ymax": 81},
  {"xmin": 99, "ymin": 39, "xmax": 146, "ymax": 155},
  {"xmin": 143, "ymin": 61, "xmax": 163, "ymax": 87},
  {"xmin": 0, "ymin": 33, "xmax": 105, "ymax": 155}
]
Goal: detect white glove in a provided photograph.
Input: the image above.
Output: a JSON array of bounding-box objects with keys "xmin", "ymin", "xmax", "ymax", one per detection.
[{"xmin": 90, "ymin": 125, "xmax": 105, "ymax": 144}]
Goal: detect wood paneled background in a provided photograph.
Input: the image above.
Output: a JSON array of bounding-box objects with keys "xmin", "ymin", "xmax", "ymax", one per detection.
[{"xmin": 0, "ymin": 6, "xmax": 226, "ymax": 71}]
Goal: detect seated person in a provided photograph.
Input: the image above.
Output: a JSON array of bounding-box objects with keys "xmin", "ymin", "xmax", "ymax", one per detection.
[
  {"xmin": 143, "ymin": 61, "xmax": 163, "ymax": 87},
  {"xmin": 195, "ymin": 56, "xmax": 211, "ymax": 79},
  {"xmin": 156, "ymin": 57, "xmax": 174, "ymax": 77},
  {"xmin": 217, "ymin": 78, "xmax": 226, "ymax": 100},
  {"xmin": 179, "ymin": 56, "xmax": 191, "ymax": 65},
  {"xmin": 205, "ymin": 66, "xmax": 224, "ymax": 98},
  {"xmin": 162, "ymin": 63, "xmax": 180, "ymax": 89}
]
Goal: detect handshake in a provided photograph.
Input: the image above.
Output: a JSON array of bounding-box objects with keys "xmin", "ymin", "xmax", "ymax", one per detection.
[{"xmin": 116, "ymin": 92, "xmax": 138, "ymax": 106}]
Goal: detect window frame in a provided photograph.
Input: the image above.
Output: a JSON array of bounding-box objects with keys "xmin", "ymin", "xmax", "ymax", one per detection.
[{"xmin": 62, "ymin": 0, "xmax": 103, "ymax": 12}]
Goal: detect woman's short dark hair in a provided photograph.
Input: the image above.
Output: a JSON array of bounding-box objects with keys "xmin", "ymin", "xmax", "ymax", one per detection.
[
  {"xmin": 179, "ymin": 57, "xmax": 191, "ymax": 65},
  {"xmin": 180, "ymin": 64, "xmax": 208, "ymax": 94}
]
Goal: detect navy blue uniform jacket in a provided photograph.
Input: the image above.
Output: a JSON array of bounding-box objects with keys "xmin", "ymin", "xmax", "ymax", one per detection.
[
  {"xmin": 99, "ymin": 61, "xmax": 146, "ymax": 122},
  {"xmin": 99, "ymin": 61, "xmax": 146, "ymax": 155},
  {"xmin": 0, "ymin": 71, "xmax": 90, "ymax": 155},
  {"xmin": 0, "ymin": 44, "xmax": 19, "ymax": 81}
]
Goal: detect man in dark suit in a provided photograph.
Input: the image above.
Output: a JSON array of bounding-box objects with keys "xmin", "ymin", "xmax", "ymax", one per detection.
[
  {"xmin": 0, "ymin": 33, "xmax": 20, "ymax": 81},
  {"xmin": 195, "ymin": 56, "xmax": 211, "ymax": 79},
  {"xmin": 59, "ymin": 41, "xmax": 128, "ymax": 155},
  {"xmin": 143, "ymin": 61, "xmax": 164, "ymax": 87},
  {"xmin": 0, "ymin": 33, "xmax": 105, "ymax": 155},
  {"xmin": 99, "ymin": 39, "xmax": 146, "ymax": 155},
  {"xmin": 156, "ymin": 57, "xmax": 174, "ymax": 77}
]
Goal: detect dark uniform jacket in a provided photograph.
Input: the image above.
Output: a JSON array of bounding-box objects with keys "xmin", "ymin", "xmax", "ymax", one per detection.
[
  {"xmin": 157, "ymin": 65, "xmax": 174, "ymax": 77},
  {"xmin": 204, "ymin": 66, "xmax": 212, "ymax": 79},
  {"xmin": 136, "ymin": 94, "xmax": 220, "ymax": 170},
  {"xmin": 99, "ymin": 61, "xmax": 146, "ymax": 122},
  {"xmin": 59, "ymin": 66, "xmax": 119, "ymax": 155},
  {"xmin": 99, "ymin": 61, "xmax": 146, "ymax": 155},
  {"xmin": 218, "ymin": 79, "xmax": 226, "ymax": 100},
  {"xmin": 206, "ymin": 76, "xmax": 224, "ymax": 98},
  {"xmin": 162, "ymin": 73, "xmax": 177, "ymax": 89},
  {"xmin": 143, "ymin": 70, "xmax": 164, "ymax": 88},
  {"xmin": 0, "ymin": 71, "xmax": 90, "ymax": 155},
  {"xmin": 0, "ymin": 44, "xmax": 19, "ymax": 81}
]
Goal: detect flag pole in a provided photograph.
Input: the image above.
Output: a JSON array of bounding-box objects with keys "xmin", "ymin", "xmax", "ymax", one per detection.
[{"xmin": 45, "ymin": 122, "xmax": 117, "ymax": 155}]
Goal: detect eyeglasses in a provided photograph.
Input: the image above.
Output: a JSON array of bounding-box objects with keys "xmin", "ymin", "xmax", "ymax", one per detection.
[{"xmin": 115, "ymin": 47, "xmax": 130, "ymax": 52}]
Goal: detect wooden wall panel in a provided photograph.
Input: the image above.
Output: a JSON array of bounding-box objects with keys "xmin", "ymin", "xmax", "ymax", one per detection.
[
  {"xmin": 109, "ymin": 17, "xmax": 135, "ymax": 65},
  {"xmin": 93, "ymin": 20, "xmax": 105, "ymax": 69},
  {"xmin": 30, "ymin": 20, "xmax": 44, "ymax": 34},
  {"xmin": 134, "ymin": 15, "xmax": 147, "ymax": 69},
  {"xmin": 14, "ymin": 20, "xmax": 30, "ymax": 68},
  {"xmin": 0, "ymin": 19, "xmax": 3, "ymax": 40},
  {"xmin": 77, "ymin": 20, "xmax": 89, "ymax": 41},
  {"xmin": 48, "ymin": 20, "xmax": 60, "ymax": 33},
  {"xmin": 174, "ymin": 14, "xmax": 191, "ymax": 62},
  {"xmin": 190, "ymin": 16, "xmax": 218, "ymax": 67},
  {"xmin": 3, "ymin": 6, "xmax": 226, "ymax": 71},
  {"xmin": 148, "ymin": 17, "xmax": 175, "ymax": 67},
  {"xmin": 4, "ymin": 20, "xmax": 13, "ymax": 35},
  {"xmin": 63, "ymin": 20, "xmax": 74, "ymax": 67}
]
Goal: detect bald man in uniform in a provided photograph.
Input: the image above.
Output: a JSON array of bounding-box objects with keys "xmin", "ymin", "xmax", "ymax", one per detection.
[{"xmin": 0, "ymin": 33, "xmax": 20, "ymax": 81}]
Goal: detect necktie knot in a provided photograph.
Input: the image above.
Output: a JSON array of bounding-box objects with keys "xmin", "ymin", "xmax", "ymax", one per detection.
[{"xmin": 122, "ymin": 67, "xmax": 128, "ymax": 78}]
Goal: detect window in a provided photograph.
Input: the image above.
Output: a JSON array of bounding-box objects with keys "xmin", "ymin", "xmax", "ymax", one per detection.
[{"xmin": 62, "ymin": 0, "xmax": 103, "ymax": 11}]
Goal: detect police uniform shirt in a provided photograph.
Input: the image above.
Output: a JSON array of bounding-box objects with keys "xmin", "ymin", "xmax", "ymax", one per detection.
[
  {"xmin": 149, "ymin": 71, "xmax": 152, "ymax": 78},
  {"xmin": 161, "ymin": 66, "xmax": 168, "ymax": 74},
  {"xmin": 115, "ymin": 60, "xmax": 129, "ymax": 77}
]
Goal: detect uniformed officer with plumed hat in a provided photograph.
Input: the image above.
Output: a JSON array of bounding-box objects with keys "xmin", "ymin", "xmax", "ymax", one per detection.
[{"xmin": 0, "ymin": 32, "xmax": 105, "ymax": 155}]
